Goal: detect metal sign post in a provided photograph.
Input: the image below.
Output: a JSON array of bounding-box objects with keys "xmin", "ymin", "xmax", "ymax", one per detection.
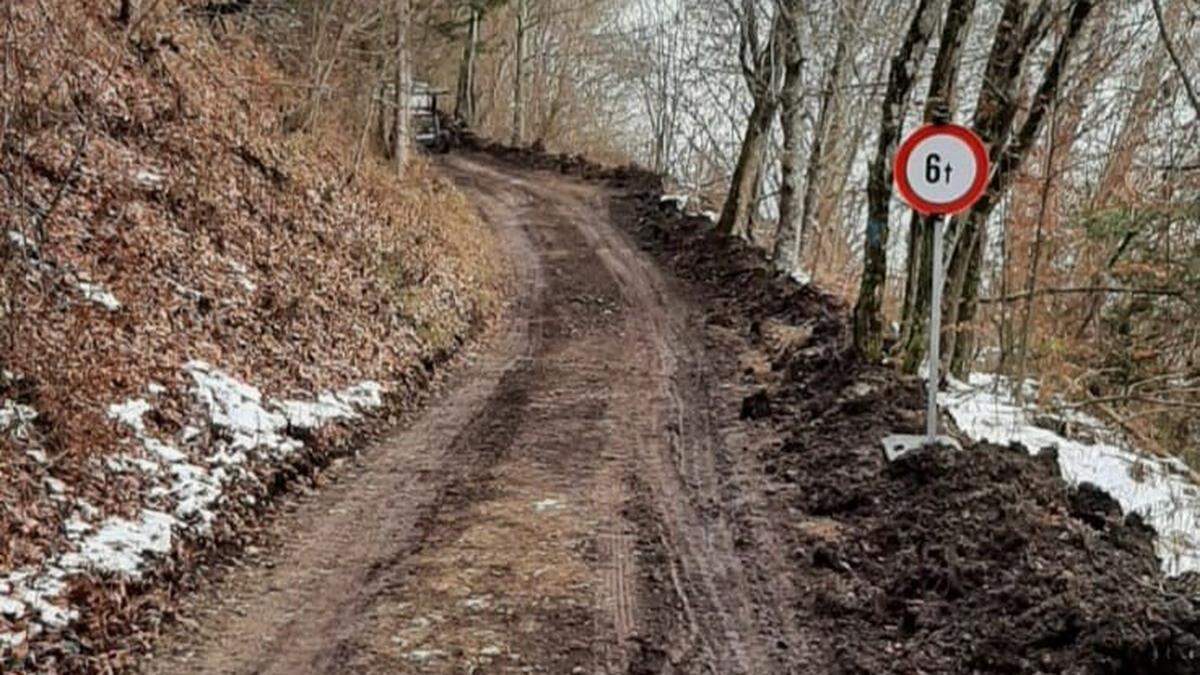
[
  {"xmin": 882, "ymin": 123, "xmax": 989, "ymax": 459},
  {"xmin": 927, "ymin": 214, "xmax": 945, "ymax": 443}
]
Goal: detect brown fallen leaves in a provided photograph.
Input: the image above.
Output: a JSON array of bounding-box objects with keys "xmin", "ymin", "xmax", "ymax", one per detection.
[{"xmin": 1, "ymin": 1, "xmax": 505, "ymax": 669}]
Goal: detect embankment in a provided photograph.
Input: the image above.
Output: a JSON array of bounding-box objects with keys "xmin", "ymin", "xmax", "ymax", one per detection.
[{"xmin": 1, "ymin": 4, "xmax": 506, "ymax": 670}]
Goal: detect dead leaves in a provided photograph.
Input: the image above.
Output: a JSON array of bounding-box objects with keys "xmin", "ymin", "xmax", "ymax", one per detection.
[{"xmin": 1, "ymin": 2, "xmax": 504, "ymax": 671}]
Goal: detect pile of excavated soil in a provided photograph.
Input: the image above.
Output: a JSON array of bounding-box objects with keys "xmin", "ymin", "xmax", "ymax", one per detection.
[
  {"xmin": 477, "ymin": 144, "xmax": 1200, "ymax": 673},
  {"xmin": 623, "ymin": 180, "xmax": 1200, "ymax": 674}
]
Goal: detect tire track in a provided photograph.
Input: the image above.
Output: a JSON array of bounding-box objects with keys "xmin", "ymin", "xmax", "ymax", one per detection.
[
  {"xmin": 482, "ymin": 161, "xmax": 774, "ymax": 674},
  {"xmin": 143, "ymin": 152, "xmax": 807, "ymax": 674}
]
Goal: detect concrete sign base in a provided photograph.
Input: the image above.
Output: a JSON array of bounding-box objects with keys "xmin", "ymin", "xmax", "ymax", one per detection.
[{"xmin": 881, "ymin": 434, "xmax": 963, "ymax": 463}]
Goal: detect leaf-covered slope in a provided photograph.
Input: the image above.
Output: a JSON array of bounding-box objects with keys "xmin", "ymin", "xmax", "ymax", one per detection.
[{"xmin": 0, "ymin": 2, "xmax": 505, "ymax": 666}]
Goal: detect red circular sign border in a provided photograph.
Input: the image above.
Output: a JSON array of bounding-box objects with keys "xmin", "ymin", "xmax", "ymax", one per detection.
[{"xmin": 893, "ymin": 124, "xmax": 989, "ymax": 216}]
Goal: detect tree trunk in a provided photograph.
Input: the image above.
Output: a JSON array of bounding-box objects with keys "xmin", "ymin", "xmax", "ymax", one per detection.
[
  {"xmin": 851, "ymin": 0, "xmax": 944, "ymax": 360},
  {"xmin": 896, "ymin": 0, "xmax": 978, "ymax": 373},
  {"xmin": 771, "ymin": 0, "xmax": 805, "ymax": 272},
  {"xmin": 354, "ymin": 74, "xmax": 382, "ymax": 174},
  {"xmin": 1013, "ymin": 103, "xmax": 1059, "ymax": 401},
  {"xmin": 392, "ymin": 0, "xmax": 411, "ymax": 174},
  {"xmin": 377, "ymin": 78, "xmax": 390, "ymax": 155},
  {"xmin": 511, "ymin": 0, "xmax": 529, "ymax": 146},
  {"xmin": 937, "ymin": 0, "xmax": 1036, "ymax": 372},
  {"xmin": 717, "ymin": 9, "xmax": 785, "ymax": 239},
  {"xmin": 809, "ymin": 6, "xmax": 889, "ymax": 285},
  {"xmin": 117, "ymin": 0, "xmax": 134, "ymax": 25},
  {"xmin": 717, "ymin": 95, "xmax": 776, "ymax": 239},
  {"xmin": 944, "ymin": 0, "xmax": 1096, "ymax": 376},
  {"xmin": 792, "ymin": 3, "xmax": 853, "ymax": 277},
  {"xmin": 1151, "ymin": 0, "xmax": 1200, "ymax": 120},
  {"xmin": 481, "ymin": 42, "xmax": 513, "ymax": 129},
  {"xmin": 455, "ymin": 3, "xmax": 482, "ymax": 127}
]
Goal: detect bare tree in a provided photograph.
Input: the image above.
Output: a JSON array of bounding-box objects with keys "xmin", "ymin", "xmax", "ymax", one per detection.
[
  {"xmin": 1011, "ymin": 100, "xmax": 1059, "ymax": 402},
  {"xmin": 942, "ymin": 0, "xmax": 1096, "ymax": 376},
  {"xmin": 895, "ymin": 0, "xmax": 978, "ymax": 373},
  {"xmin": 512, "ymin": 0, "xmax": 529, "ymax": 145},
  {"xmin": 716, "ymin": 0, "xmax": 785, "ymax": 239},
  {"xmin": 770, "ymin": 0, "xmax": 807, "ymax": 273},
  {"xmin": 779, "ymin": 0, "xmax": 860, "ymax": 279},
  {"xmin": 1150, "ymin": 0, "xmax": 1200, "ymax": 120},
  {"xmin": 621, "ymin": 0, "xmax": 689, "ymax": 173},
  {"xmin": 455, "ymin": 0, "xmax": 484, "ymax": 127},
  {"xmin": 394, "ymin": 0, "xmax": 412, "ymax": 173},
  {"xmin": 850, "ymin": 0, "xmax": 945, "ymax": 360},
  {"xmin": 1073, "ymin": 0, "xmax": 1182, "ymax": 340}
]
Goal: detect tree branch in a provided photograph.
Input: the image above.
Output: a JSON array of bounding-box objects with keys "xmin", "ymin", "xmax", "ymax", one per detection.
[
  {"xmin": 980, "ymin": 286, "xmax": 1184, "ymax": 304},
  {"xmin": 1151, "ymin": 0, "xmax": 1200, "ymax": 120}
]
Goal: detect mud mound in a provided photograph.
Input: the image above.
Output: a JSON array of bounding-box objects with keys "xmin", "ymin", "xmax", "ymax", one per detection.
[
  {"xmin": 798, "ymin": 438, "xmax": 1200, "ymax": 673},
  {"xmin": 471, "ymin": 144, "xmax": 1200, "ymax": 672},
  {"xmin": 465, "ymin": 134, "xmax": 663, "ymax": 189},
  {"xmin": 625, "ymin": 191, "xmax": 1200, "ymax": 672},
  {"xmin": 632, "ymin": 193, "xmax": 1200, "ymax": 672}
]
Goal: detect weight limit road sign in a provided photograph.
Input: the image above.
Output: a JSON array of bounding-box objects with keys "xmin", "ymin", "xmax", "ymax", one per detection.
[
  {"xmin": 894, "ymin": 123, "xmax": 989, "ymax": 446},
  {"xmin": 894, "ymin": 124, "xmax": 989, "ymax": 216}
]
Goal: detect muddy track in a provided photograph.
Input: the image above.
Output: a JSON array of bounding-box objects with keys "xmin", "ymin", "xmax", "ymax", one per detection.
[{"xmin": 143, "ymin": 154, "xmax": 806, "ymax": 674}]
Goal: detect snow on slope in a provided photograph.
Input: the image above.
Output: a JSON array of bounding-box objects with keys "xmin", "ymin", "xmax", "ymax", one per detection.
[
  {"xmin": 943, "ymin": 373, "xmax": 1200, "ymax": 575},
  {"xmin": 0, "ymin": 365, "xmax": 384, "ymax": 648}
]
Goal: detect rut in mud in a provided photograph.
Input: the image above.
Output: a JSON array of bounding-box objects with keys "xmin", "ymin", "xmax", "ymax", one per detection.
[{"xmin": 143, "ymin": 153, "xmax": 806, "ymax": 674}]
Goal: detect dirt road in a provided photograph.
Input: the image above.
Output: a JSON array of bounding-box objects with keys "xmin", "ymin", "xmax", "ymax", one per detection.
[{"xmin": 144, "ymin": 154, "xmax": 811, "ymax": 674}]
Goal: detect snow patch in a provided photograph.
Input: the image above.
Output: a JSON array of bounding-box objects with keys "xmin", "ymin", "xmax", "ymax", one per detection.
[
  {"xmin": 64, "ymin": 517, "xmax": 92, "ymax": 537},
  {"xmin": 943, "ymin": 373, "xmax": 1200, "ymax": 575},
  {"xmin": 0, "ymin": 631, "xmax": 26, "ymax": 649},
  {"xmin": 58, "ymin": 511, "xmax": 174, "ymax": 577},
  {"xmin": 77, "ymin": 281, "xmax": 121, "ymax": 311},
  {"xmin": 278, "ymin": 394, "xmax": 355, "ymax": 429},
  {"xmin": 133, "ymin": 169, "xmax": 164, "ymax": 190},
  {"xmin": 338, "ymin": 381, "xmax": 384, "ymax": 409},
  {"xmin": 660, "ymin": 194, "xmax": 689, "ymax": 210},
  {"xmin": 42, "ymin": 477, "xmax": 66, "ymax": 496},
  {"xmin": 0, "ymin": 400, "xmax": 37, "ymax": 434},
  {"xmin": 107, "ymin": 399, "xmax": 152, "ymax": 434},
  {"xmin": 0, "ymin": 570, "xmax": 74, "ymax": 628},
  {"xmin": 2, "ymin": 364, "xmax": 387, "ymax": 642},
  {"xmin": 0, "ymin": 595, "xmax": 26, "ymax": 620},
  {"xmin": 227, "ymin": 260, "xmax": 257, "ymax": 293},
  {"xmin": 6, "ymin": 229, "xmax": 33, "ymax": 251},
  {"xmin": 186, "ymin": 361, "xmax": 295, "ymax": 454},
  {"xmin": 169, "ymin": 463, "xmax": 222, "ymax": 524},
  {"xmin": 144, "ymin": 437, "xmax": 187, "ymax": 464},
  {"xmin": 278, "ymin": 382, "xmax": 384, "ymax": 430},
  {"xmin": 789, "ymin": 267, "xmax": 812, "ymax": 286},
  {"xmin": 109, "ymin": 398, "xmax": 188, "ymax": 466}
]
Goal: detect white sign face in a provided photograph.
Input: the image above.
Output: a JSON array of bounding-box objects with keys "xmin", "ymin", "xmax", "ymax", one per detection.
[{"xmin": 903, "ymin": 135, "xmax": 979, "ymax": 206}]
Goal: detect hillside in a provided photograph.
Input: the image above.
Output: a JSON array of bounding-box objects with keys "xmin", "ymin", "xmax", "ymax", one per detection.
[{"xmin": 1, "ymin": 2, "xmax": 504, "ymax": 668}]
